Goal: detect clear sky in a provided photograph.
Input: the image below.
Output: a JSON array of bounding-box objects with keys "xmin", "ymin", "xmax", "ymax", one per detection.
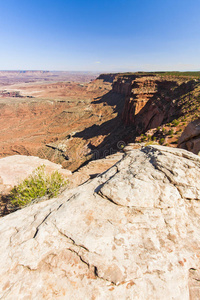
[{"xmin": 0, "ymin": 0, "xmax": 200, "ymax": 72}]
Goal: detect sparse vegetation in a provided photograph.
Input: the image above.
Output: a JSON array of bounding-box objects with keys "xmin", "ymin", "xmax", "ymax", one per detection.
[
  {"xmin": 168, "ymin": 129, "xmax": 174, "ymax": 135},
  {"xmin": 144, "ymin": 141, "xmax": 159, "ymax": 146},
  {"xmin": 125, "ymin": 71, "xmax": 200, "ymax": 78},
  {"xmin": 147, "ymin": 135, "xmax": 151, "ymax": 140},
  {"xmin": 172, "ymin": 119, "xmax": 180, "ymax": 126},
  {"xmin": 141, "ymin": 135, "xmax": 147, "ymax": 142},
  {"xmin": 159, "ymin": 138, "xmax": 165, "ymax": 145},
  {"xmin": 10, "ymin": 165, "xmax": 68, "ymax": 208}
]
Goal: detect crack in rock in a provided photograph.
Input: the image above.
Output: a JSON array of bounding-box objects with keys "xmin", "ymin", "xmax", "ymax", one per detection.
[{"xmin": 33, "ymin": 210, "xmax": 52, "ymax": 239}]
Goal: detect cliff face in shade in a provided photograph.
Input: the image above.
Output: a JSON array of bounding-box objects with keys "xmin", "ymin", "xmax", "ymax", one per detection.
[
  {"xmin": 0, "ymin": 146, "xmax": 200, "ymax": 299},
  {"xmin": 113, "ymin": 74, "xmax": 198, "ymax": 133},
  {"xmin": 96, "ymin": 73, "xmax": 118, "ymax": 83}
]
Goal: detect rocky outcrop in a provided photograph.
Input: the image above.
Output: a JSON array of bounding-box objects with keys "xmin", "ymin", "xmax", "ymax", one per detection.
[
  {"xmin": 0, "ymin": 146, "xmax": 200, "ymax": 299},
  {"xmin": 113, "ymin": 74, "xmax": 198, "ymax": 133},
  {"xmin": 96, "ymin": 73, "xmax": 118, "ymax": 83},
  {"xmin": 178, "ymin": 118, "xmax": 200, "ymax": 154}
]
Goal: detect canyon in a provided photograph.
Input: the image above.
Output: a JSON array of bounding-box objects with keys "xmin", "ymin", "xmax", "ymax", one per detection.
[
  {"xmin": 0, "ymin": 75, "xmax": 121, "ymax": 171},
  {"xmin": 0, "ymin": 71, "xmax": 200, "ymax": 299},
  {"xmin": 0, "ymin": 71, "xmax": 199, "ymax": 172}
]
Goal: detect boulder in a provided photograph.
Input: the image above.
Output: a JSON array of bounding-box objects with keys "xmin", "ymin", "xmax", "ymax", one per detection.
[
  {"xmin": 0, "ymin": 146, "xmax": 200, "ymax": 299},
  {"xmin": 178, "ymin": 118, "xmax": 200, "ymax": 155}
]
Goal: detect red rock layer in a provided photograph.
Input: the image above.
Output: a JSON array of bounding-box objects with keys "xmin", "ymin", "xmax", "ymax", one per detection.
[
  {"xmin": 0, "ymin": 79, "xmax": 125, "ymax": 171},
  {"xmin": 113, "ymin": 74, "xmax": 197, "ymax": 133}
]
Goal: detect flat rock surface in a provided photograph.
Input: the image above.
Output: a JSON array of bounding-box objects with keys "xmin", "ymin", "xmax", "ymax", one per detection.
[
  {"xmin": 69, "ymin": 152, "xmax": 124, "ymax": 188},
  {"xmin": 0, "ymin": 146, "xmax": 200, "ymax": 299}
]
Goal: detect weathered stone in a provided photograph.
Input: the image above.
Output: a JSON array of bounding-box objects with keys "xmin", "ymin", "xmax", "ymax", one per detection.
[
  {"xmin": 69, "ymin": 152, "xmax": 123, "ymax": 188},
  {"xmin": 178, "ymin": 118, "xmax": 200, "ymax": 155},
  {"xmin": 0, "ymin": 146, "xmax": 200, "ymax": 299}
]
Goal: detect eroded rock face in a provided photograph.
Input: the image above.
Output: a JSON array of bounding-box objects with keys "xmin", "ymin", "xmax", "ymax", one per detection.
[
  {"xmin": 113, "ymin": 74, "xmax": 198, "ymax": 133},
  {"xmin": 0, "ymin": 146, "xmax": 200, "ymax": 299},
  {"xmin": 178, "ymin": 118, "xmax": 200, "ymax": 155}
]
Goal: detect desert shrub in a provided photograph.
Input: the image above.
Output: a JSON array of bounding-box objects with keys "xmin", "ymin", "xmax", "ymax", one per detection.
[
  {"xmin": 159, "ymin": 138, "xmax": 165, "ymax": 145},
  {"xmin": 141, "ymin": 135, "xmax": 147, "ymax": 142},
  {"xmin": 172, "ymin": 119, "xmax": 180, "ymax": 126},
  {"xmin": 145, "ymin": 141, "xmax": 159, "ymax": 146},
  {"xmin": 168, "ymin": 129, "xmax": 174, "ymax": 135},
  {"xmin": 147, "ymin": 135, "xmax": 151, "ymax": 140},
  {"xmin": 10, "ymin": 165, "xmax": 68, "ymax": 208}
]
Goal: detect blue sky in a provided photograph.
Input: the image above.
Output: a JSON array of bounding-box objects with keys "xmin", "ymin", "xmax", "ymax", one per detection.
[{"xmin": 0, "ymin": 0, "xmax": 199, "ymax": 71}]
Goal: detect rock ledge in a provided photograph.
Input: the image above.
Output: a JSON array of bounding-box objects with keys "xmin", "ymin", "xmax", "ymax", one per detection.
[{"xmin": 0, "ymin": 146, "xmax": 200, "ymax": 299}]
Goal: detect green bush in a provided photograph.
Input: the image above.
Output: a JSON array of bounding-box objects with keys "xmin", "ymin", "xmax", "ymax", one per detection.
[
  {"xmin": 159, "ymin": 138, "xmax": 165, "ymax": 145},
  {"xmin": 145, "ymin": 141, "xmax": 159, "ymax": 146},
  {"xmin": 172, "ymin": 119, "xmax": 180, "ymax": 126},
  {"xmin": 10, "ymin": 165, "xmax": 68, "ymax": 208},
  {"xmin": 147, "ymin": 135, "xmax": 151, "ymax": 140},
  {"xmin": 141, "ymin": 135, "xmax": 147, "ymax": 142},
  {"xmin": 168, "ymin": 129, "xmax": 174, "ymax": 135}
]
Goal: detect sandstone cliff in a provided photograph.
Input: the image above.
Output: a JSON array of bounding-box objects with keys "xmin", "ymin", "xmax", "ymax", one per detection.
[
  {"xmin": 113, "ymin": 74, "xmax": 199, "ymax": 134},
  {"xmin": 0, "ymin": 146, "xmax": 200, "ymax": 299}
]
